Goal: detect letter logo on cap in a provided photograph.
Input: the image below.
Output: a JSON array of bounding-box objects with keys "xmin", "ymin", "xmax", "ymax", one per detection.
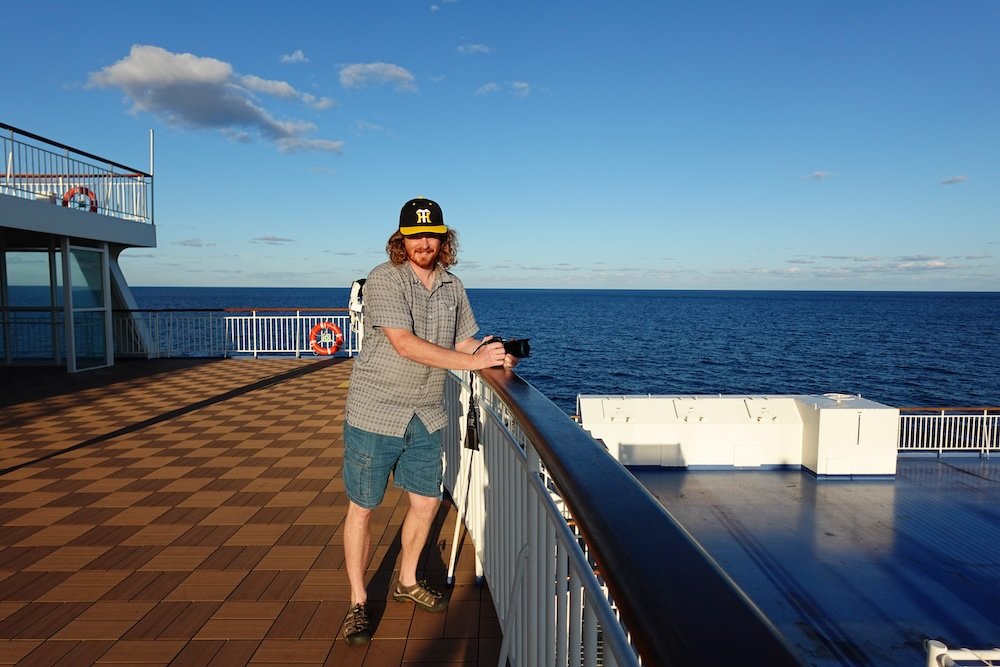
[{"xmin": 415, "ymin": 209, "xmax": 432, "ymax": 224}]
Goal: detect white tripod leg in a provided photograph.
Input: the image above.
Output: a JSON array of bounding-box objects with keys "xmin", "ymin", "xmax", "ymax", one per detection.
[{"xmin": 446, "ymin": 445, "xmax": 474, "ymax": 585}]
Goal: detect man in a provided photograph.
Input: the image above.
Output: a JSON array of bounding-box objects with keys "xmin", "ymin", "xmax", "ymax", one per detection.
[{"xmin": 341, "ymin": 197, "xmax": 518, "ymax": 644}]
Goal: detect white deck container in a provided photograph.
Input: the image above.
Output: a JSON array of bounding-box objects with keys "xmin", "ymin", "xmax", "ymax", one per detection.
[{"xmin": 578, "ymin": 393, "xmax": 899, "ymax": 476}]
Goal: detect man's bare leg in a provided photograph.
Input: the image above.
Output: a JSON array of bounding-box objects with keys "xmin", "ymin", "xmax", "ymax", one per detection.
[
  {"xmin": 345, "ymin": 500, "xmax": 372, "ymax": 605},
  {"xmin": 398, "ymin": 492, "xmax": 440, "ymax": 587}
]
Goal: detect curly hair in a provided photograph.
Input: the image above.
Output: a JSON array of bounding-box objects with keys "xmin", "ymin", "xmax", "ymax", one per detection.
[{"xmin": 386, "ymin": 229, "xmax": 459, "ymax": 269}]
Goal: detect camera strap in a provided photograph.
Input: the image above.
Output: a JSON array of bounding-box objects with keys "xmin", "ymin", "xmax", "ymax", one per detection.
[{"xmin": 463, "ymin": 372, "xmax": 481, "ymax": 451}]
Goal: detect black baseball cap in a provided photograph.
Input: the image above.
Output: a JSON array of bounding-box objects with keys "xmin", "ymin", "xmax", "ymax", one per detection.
[{"xmin": 399, "ymin": 197, "xmax": 448, "ymax": 236}]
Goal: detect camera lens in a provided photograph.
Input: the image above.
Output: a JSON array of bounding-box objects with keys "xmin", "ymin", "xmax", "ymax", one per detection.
[{"xmin": 503, "ymin": 338, "xmax": 530, "ymax": 358}]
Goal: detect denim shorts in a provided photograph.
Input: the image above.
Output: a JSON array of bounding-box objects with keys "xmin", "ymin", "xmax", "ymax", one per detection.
[{"xmin": 343, "ymin": 416, "xmax": 443, "ymax": 509}]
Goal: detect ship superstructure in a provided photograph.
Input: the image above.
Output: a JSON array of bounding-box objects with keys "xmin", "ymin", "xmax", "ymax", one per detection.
[{"xmin": 0, "ymin": 122, "xmax": 154, "ymax": 371}]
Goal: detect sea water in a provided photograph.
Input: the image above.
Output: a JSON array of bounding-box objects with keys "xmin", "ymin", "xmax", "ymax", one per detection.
[{"xmin": 133, "ymin": 287, "xmax": 1000, "ymax": 414}]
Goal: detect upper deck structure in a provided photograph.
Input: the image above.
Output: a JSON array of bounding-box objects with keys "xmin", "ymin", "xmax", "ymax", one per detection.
[{"xmin": 1, "ymin": 122, "xmax": 154, "ymax": 372}]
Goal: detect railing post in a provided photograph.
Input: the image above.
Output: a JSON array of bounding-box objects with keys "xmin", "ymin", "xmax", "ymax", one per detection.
[
  {"xmin": 296, "ymin": 311, "xmax": 303, "ymax": 359},
  {"xmin": 252, "ymin": 310, "xmax": 259, "ymax": 359},
  {"xmin": 985, "ymin": 410, "xmax": 992, "ymax": 459}
]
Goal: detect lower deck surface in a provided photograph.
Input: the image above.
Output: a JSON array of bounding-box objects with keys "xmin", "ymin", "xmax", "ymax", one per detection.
[{"xmin": 632, "ymin": 458, "xmax": 1000, "ymax": 666}]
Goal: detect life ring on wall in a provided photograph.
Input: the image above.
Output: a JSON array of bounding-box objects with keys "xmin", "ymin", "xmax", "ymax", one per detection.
[
  {"xmin": 309, "ymin": 321, "xmax": 343, "ymax": 355},
  {"xmin": 62, "ymin": 186, "xmax": 98, "ymax": 212}
]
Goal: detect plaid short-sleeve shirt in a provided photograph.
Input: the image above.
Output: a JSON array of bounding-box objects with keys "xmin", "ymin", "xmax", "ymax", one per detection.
[{"xmin": 345, "ymin": 261, "xmax": 479, "ymax": 437}]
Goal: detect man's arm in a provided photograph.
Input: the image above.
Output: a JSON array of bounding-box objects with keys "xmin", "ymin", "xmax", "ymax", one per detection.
[{"xmin": 382, "ymin": 327, "xmax": 507, "ymax": 371}]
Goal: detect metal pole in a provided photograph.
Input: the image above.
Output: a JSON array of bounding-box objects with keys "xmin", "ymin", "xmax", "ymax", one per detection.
[{"xmin": 149, "ymin": 128, "xmax": 154, "ymax": 225}]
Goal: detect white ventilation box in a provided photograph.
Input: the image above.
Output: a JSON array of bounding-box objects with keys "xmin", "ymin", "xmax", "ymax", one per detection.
[{"xmin": 577, "ymin": 394, "xmax": 899, "ymax": 477}]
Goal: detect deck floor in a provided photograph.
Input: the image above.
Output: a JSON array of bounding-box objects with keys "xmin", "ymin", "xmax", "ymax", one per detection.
[{"xmin": 0, "ymin": 358, "xmax": 500, "ymax": 666}]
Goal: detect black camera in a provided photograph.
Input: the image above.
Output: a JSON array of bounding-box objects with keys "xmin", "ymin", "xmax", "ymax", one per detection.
[{"xmin": 489, "ymin": 336, "xmax": 530, "ymax": 359}]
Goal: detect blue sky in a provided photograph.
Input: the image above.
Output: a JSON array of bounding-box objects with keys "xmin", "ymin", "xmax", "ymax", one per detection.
[{"xmin": 5, "ymin": 1, "xmax": 998, "ymax": 290}]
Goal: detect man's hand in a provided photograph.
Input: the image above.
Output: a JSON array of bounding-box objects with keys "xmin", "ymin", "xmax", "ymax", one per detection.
[
  {"xmin": 476, "ymin": 337, "xmax": 519, "ymax": 371},
  {"xmin": 473, "ymin": 339, "xmax": 508, "ymax": 370}
]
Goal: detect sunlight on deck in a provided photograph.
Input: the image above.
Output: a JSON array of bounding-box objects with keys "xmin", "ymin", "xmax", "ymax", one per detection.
[{"xmin": 0, "ymin": 358, "xmax": 499, "ymax": 666}]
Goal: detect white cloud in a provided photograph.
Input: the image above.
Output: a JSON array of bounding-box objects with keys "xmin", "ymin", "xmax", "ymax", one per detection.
[
  {"xmin": 275, "ymin": 137, "xmax": 345, "ymax": 153},
  {"xmin": 339, "ymin": 62, "xmax": 417, "ymax": 93},
  {"xmin": 88, "ymin": 45, "xmax": 341, "ymax": 153},
  {"xmin": 801, "ymin": 170, "xmax": 837, "ymax": 181},
  {"xmin": 458, "ymin": 42, "xmax": 492, "ymax": 55},
  {"xmin": 280, "ymin": 49, "xmax": 309, "ymax": 64},
  {"xmin": 253, "ymin": 235, "xmax": 295, "ymax": 245},
  {"xmin": 176, "ymin": 238, "xmax": 213, "ymax": 247},
  {"xmin": 475, "ymin": 81, "xmax": 535, "ymax": 97},
  {"xmin": 510, "ymin": 81, "xmax": 533, "ymax": 98},
  {"xmin": 302, "ymin": 93, "xmax": 336, "ymax": 110},
  {"xmin": 476, "ymin": 82, "xmax": 501, "ymax": 96},
  {"xmin": 352, "ymin": 120, "xmax": 391, "ymax": 136},
  {"xmin": 940, "ymin": 175, "xmax": 967, "ymax": 185},
  {"xmin": 805, "ymin": 254, "xmax": 963, "ymax": 276},
  {"xmin": 240, "ymin": 74, "xmax": 298, "ymax": 99}
]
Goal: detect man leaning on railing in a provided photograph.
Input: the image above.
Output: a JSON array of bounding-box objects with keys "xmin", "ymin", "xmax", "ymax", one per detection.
[{"xmin": 339, "ymin": 197, "xmax": 519, "ymax": 644}]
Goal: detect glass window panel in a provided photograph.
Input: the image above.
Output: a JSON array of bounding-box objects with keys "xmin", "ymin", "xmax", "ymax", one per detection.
[
  {"xmin": 73, "ymin": 310, "xmax": 106, "ymax": 370},
  {"xmin": 69, "ymin": 248, "xmax": 104, "ymax": 309},
  {"xmin": 5, "ymin": 250, "xmax": 55, "ymax": 307}
]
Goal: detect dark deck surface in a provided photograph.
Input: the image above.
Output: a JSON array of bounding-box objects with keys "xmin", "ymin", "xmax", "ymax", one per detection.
[
  {"xmin": 0, "ymin": 358, "xmax": 500, "ymax": 666},
  {"xmin": 632, "ymin": 459, "xmax": 1000, "ymax": 666}
]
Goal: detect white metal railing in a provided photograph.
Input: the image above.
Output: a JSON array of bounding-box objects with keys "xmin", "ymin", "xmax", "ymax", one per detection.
[
  {"xmin": 110, "ymin": 310, "xmax": 358, "ymax": 359},
  {"xmin": 1, "ymin": 122, "xmax": 152, "ymax": 224},
  {"xmin": 2, "ymin": 311, "xmax": 63, "ymax": 362},
  {"xmin": 899, "ymin": 409, "xmax": 999, "ymax": 456},
  {"xmin": 443, "ymin": 372, "xmax": 637, "ymax": 667},
  {"xmin": 441, "ymin": 371, "xmax": 801, "ymax": 666},
  {"xmin": 225, "ymin": 312, "xmax": 357, "ymax": 357},
  {"xmin": 925, "ymin": 639, "xmax": 1000, "ymax": 667}
]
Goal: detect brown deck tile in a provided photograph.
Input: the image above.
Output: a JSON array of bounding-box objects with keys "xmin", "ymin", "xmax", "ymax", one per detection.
[
  {"xmin": 195, "ymin": 618, "xmax": 274, "ymax": 641},
  {"xmin": 263, "ymin": 601, "xmax": 318, "ymax": 639},
  {"xmin": 0, "ymin": 641, "xmax": 42, "ymax": 664},
  {"xmin": 52, "ymin": 616, "xmax": 141, "ymax": 640},
  {"xmin": 122, "ymin": 526, "xmax": 189, "ymax": 547},
  {"xmin": 256, "ymin": 545, "xmax": 323, "ymax": 569},
  {"xmin": 201, "ymin": 639, "xmax": 260, "ymax": 666},
  {"xmin": 13, "ymin": 525, "xmax": 89, "ymax": 547},
  {"xmin": 84, "ymin": 545, "xmax": 162, "ymax": 572},
  {"xmin": 77, "ymin": 601, "xmax": 157, "ymax": 621},
  {"xmin": 0, "ymin": 359, "xmax": 500, "ymax": 666},
  {"xmin": 139, "ymin": 546, "xmax": 215, "ymax": 571},
  {"xmin": 252, "ymin": 638, "xmax": 333, "ymax": 663},
  {"xmin": 24, "ymin": 546, "xmax": 110, "ymax": 572},
  {"xmin": 94, "ymin": 639, "xmax": 187, "ymax": 664},
  {"xmin": 402, "ymin": 636, "xmax": 479, "ymax": 664},
  {"xmin": 104, "ymin": 507, "xmax": 170, "ymax": 526}
]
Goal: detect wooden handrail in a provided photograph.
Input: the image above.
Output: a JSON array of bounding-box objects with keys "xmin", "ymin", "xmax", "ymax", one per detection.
[{"xmin": 477, "ymin": 367, "xmax": 804, "ymax": 667}]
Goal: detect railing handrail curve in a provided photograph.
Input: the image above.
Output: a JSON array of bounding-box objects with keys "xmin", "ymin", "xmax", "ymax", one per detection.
[{"xmin": 475, "ymin": 367, "xmax": 804, "ymax": 667}]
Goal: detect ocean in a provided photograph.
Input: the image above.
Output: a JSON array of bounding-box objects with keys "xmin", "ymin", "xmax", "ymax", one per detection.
[{"xmin": 133, "ymin": 287, "xmax": 1000, "ymax": 415}]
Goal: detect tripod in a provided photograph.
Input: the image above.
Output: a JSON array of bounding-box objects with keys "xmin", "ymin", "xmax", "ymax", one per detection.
[{"xmin": 446, "ymin": 373, "xmax": 484, "ymax": 586}]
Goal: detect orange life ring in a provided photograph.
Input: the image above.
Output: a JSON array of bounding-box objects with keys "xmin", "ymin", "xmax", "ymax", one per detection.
[
  {"xmin": 62, "ymin": 186, "xmax": 98, "ymax": 212},
  {"xmin": 309, "ymin": 321, "xmax": 343, "ymax": 355}
]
